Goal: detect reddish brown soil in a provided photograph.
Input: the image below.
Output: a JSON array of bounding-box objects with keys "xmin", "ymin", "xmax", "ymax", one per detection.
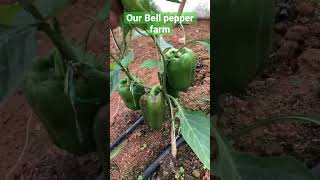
[
  {"xmin": 220, "ymin": 0, "xmax": 320, "ymax": 170},
  {"xmin": 0, "ymin": 0, "xmax": 106, "ymax": 179},
  {"xmin": 110, "ymin": 20, "xmax": 210, "ymax": 179}
]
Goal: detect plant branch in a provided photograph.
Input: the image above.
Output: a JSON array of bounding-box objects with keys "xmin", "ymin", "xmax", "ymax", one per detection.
[
  {"xmin": 178, "ymin": 0, "xmax": 187, "ymax": 15},
  {"xmin": 110, "ymin": 29, "xmax": 123, "ymax": 57},
  {"xmin": 18, "ymin": 0, "xmax": 78, "ymax": 63},
  {"xmin": 110, "ymin": 54, "xmax": 134, "ymax": 81}
]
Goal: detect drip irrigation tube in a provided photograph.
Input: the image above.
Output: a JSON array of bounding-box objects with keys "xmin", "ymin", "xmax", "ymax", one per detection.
[
  {"xmin": 142, "ymin": 136, "xmax": 186, "ymax": 179},
  {"xmin": 110, "ymin": 116, "xmax": 144, "ymax": 151}
]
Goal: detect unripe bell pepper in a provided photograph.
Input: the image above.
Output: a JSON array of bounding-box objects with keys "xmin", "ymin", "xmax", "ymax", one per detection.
[
  {"xmin": 166, "ymin": 47, "xmax": 196, "ymax": 91},
  {"xmin": 139, "ymin": 86, "xmax": 166, "ymax": 130},
  {"xmin": 118, "ymin": 78, "xmax": 145, "ymax": 110},
  {"xmin": 214, "ymin": 0, "xmax": 273, "ymax": 94},
  {"xmin": 23, "ymin": 52, "xmax": 108, "ymax": 155}
]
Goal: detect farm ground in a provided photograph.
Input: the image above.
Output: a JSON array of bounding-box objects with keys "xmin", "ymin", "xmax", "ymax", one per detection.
[{"xmin": 219, "ymin": 0, "xmax": 320, "ymax": 174}]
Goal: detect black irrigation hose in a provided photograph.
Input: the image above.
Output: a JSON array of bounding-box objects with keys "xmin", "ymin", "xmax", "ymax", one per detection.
[
  {"xmin": 142, "ymin": 136, "xmax": 186, "ymax": 180},
  {"xmin": 110, "ymin": 116, "xmax": 144, "ymax": 151}
]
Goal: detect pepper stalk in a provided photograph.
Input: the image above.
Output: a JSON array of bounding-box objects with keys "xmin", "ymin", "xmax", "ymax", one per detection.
[{"xmin": 153, "ymin": 35, "xmax": 177, "ymax": 157}]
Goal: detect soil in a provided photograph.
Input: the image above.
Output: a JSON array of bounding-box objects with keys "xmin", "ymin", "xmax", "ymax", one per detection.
[
  {"xmin": 219, "ymin": 0, "xmax": 320, "ymax": 173},
  {"xmin": 110, "ymin": 20, "xmax": 210, "ymax": 179},
  {"xmin": 0, "ymin": 0, "xmax": 106, "ymax": 180}
]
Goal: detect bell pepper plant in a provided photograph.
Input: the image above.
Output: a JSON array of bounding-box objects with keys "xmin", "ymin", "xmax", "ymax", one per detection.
[
  {"xmin": 0, "ymin": 0, "xmax": 109, "ymax": 169},
  {"xmin": 110, "ymin": 0, "xmax": 211, "ymax": 173}
]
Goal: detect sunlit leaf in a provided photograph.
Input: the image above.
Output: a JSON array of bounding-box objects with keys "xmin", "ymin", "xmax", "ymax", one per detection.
[
  {"xmin": 140, "ymin": 59, "xmax": 160, "ymax": 69},
  {"xmin": 172, "ymin": 98, "xmax": 210, "ymax": 170}
]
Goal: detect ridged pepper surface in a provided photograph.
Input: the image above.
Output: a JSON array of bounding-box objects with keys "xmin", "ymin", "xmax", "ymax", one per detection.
[
  {"xmin": 166, "ymin": 47, "xmax": 196, "ymax": 91},
  {"xmin": 139, "ymin": 86, "xmax": 166, "ymax": 130},
  {"xmin": 118, "ymin": 78, "xmax": 145, "ymax": 110}
]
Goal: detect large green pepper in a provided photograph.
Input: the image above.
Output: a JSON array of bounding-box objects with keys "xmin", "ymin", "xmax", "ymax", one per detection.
[
  {"xmin": 166, "ymin": 47, "xmax": 196, "ymax": 91},
  {"xmin": 213, "ymin": 0, "xmax": 274, "ymax": 94},
  {"xmin": 118, "ymin": 78, "xmax": 145, "ymax": 110},
  {"xmin": 23, "ymin": 51, "xmax": 107, "ymax": 155},
  {"xmin": 139, "ymin": 86, "xmax": 166, "ymax": 130}
]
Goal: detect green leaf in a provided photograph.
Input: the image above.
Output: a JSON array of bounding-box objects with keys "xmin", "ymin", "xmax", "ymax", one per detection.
[
  {"xmin": 174, "ymin": 101, "xmax": 210, "ymax": 170},
  {"xmin": 71, "ymin": 45, "xmax": 104, "ymax": 70},
  {"xmin": 120, "ymin": 15, "xmax": 131, "ymax": 51},
  {"xmin": 0, "ymin": 4, "xmax": 21, "ymax": 25},
  {"xmin": 188, "ymin": 39, "xmax": 210, "ymax": 56},
  {"xmin": 212, "ymin": 124, "xmax": 317, "ymax": 180},
  {"xmin": 156, "ymin": 35, "xmax": 173, "ymax": 51},
  {"xmin": 140, "ymin": 59, "xmax": 160, "ymax": 69},
  {"xmin": 131, "ymin": 28, "xmax": 149, "ymax": 39},
  {"xmin": 110, "ymin": 62, "xmax": 118, "ymax": 71},
  {"xmin": 0, "ymin": 24, "xmax": 37, "ymax": 105},
  {"xmin": 120, "ymin": 51, "xmax": 134, "ymax": 68},
  {"xmin": 110, "ymin": 69, "xmax": 121, "ymax": 95},
  {"xmin": 13, "ymin": 0, "xmax": 68, "ymax": 26},
  {"xmin": 96, "ymin": 0, "xmax": 109, "ymax": 22},
  {"xmin": 110, "ymin": 139, "xmax": 127, "ymax": 160}
]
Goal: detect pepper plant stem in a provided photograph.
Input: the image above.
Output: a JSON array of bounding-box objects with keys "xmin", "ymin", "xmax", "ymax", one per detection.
[
  {"xmin": 153, "ymin": 36, "xmax": 172, "ymax": 107},
  {"xmin": 17, "ymin": 0, "xmax": 79, "ymax": 63},
  {"xmin": 110, "ymin": 54, "xmax": 134, "ymax": 81},
  {"xmin": 153, "ymin": 35, "xmax": 178, "ymax": 158}
]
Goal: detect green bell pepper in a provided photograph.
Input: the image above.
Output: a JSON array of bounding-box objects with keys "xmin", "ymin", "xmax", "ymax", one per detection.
[
  {"xmin": 214, "ymin": 0, "xmax": 274, "ymax": 94},
  {"xmin": 118, "ymin": 78, "xmax": 145, "ymax": 110},
  {"xmin": 166, "ymin": 47, "xmax": 196, "ymax": 91},
  {"xmin": 139, "ymin": 85, "xmax": 166, "ymax": 130},
  {"xmin": 23, "ymin": 52, "xmax": 108, "ymax": 155}
]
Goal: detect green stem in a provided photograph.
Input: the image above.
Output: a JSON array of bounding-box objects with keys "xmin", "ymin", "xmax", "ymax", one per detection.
[
  {"xmin": 153, "ymin": 36, "xmax": 172, "ymax": 110},
  {"xmin": 110, "ymin": 29, "xmax": 123, "ymax": 57},
  {"xmin": 110, "ymin": 54, "xmax": 134, "ymax": 81},
  {"xmin": 137, "ymin": 82, "xmax": 152, "ymax": 90},
  {"xmin": 153, "ymin": 36, "xmax": 167, "ymax": 92},
  {"xmin": 18, "ymin": 1, "xmax": 78, "ymax": 63}
]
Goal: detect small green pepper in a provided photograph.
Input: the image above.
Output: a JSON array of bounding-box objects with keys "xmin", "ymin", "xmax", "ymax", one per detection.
[
  {"xmin": 139, "ymin": 85, "xmax": 166, "ymax": 130},
  {"xmin": 118, "ymin": 78, "xmax": 145, "ymax": 110},
  {"xmin": 166, "ymin": 47, "xmax": 196, "ymax": 91}
]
